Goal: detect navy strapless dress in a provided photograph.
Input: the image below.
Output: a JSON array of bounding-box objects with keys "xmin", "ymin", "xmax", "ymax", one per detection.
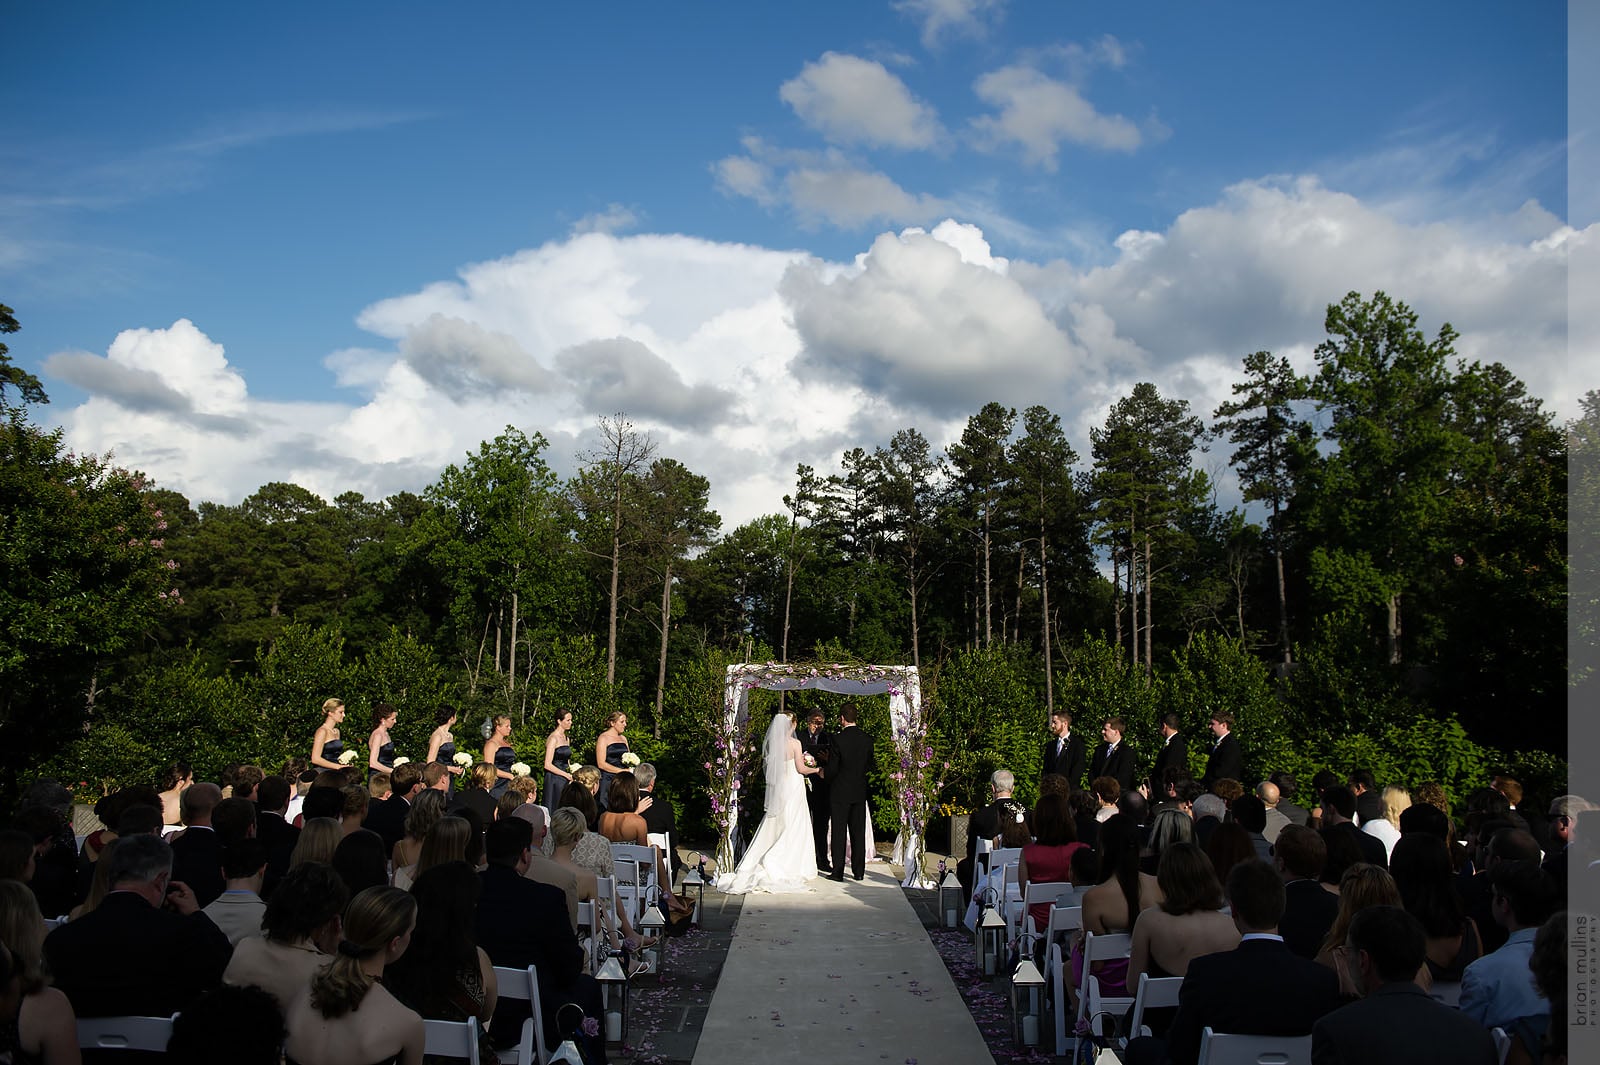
[
  {"xmin": 545, "ymin": 744, "xmax": 571, "ymax": 811},
  {"xmin": 599, "ymin": 740, "xmax": 629, "ymax": 807},
  {"xmin": 321, "ymin": 737, "xmax": 344, "ymax": 766},
  {"xmin": 491, "ymin": 744, "xmax": 515, "ymax": 798},
  {"xmin": 371, "ymin": 739, "xmax": 395, "ymax": 783},
  {"xmin": 437, "ymin": 739, "xmax": 457, "ymax": 764}
]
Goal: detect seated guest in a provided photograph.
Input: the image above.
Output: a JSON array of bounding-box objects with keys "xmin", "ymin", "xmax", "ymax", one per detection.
[
  {"xmin": 1256, "ymin": 780, "xmax": 1291, "ymax": 843},
  {"xmin": 1273, "ymin": 825, "xmax": 1339, "ymax": 959},
  {"xmin": 1319, "ymin": 786, "xmax": 1387, "ymax": 869},
  {"xmin": 1142, "ymin": 807, "xmax": 1196, "ymax": 876},
  {"xmin": 288, "ymin": 817, "xmax": 341, "ymax": 869},
  {"xmin": 0, "ymin": 829, "xmax": 36, "ymax": 884},
  {"xmin": 44, "ymin": 833, "xmax": 233, "ymax": 1022},
  {"xmin": 1348, "ymin": 769, "xmax": 1384, "ymax": 827},
  {"xmin": 1230, "ymin": 795, "xmax": 1273, "ymax": 861},
  {"xmin": 282, "ymin": 886, "xmax": 425, "ymax": 1065},
  {"xmin": 600, "ymin": 773, "xmax": 681, "ymax": 912},
  {"xmin": 636, "ymin": 762, "xmax": 680, "ymax": 880},
  {"xmin": 1204, "ymin": 822, "xmax": 1254, "ymax": 900},
  {"xmin": 1318, "ymin": 822, "xmax": 1364, "ymax": 894},
  {"xmin": 254, "ymin": 773, "xmax": 300, "ymax": 898},
  {"xmin": 339, "ymin": 785, "xmax": 370, "ymax": 836},
  {"xmin": 1190, "ymin": 793, "xmax": 1226, "ymax": 849},
  {"xmin": 551, "ymin": 786, "xmax": 615, "ymax": 877},
  {"xmin": 1314, "ymin": 863, "xmax": 1406, "ymax": 994},
  {"xmin": 0, "ymin": 879, "xmax": 80, "ymax": 1065},
  {"xmin": 224, "ymin": 862, "xmax": 348, "ymax": 1010},
  {"xmin": 1068, "ymin": 787, "xmax": 1100, "ymax": 852},
  {"xmin": 1018, "ymin": 793, "xmax": 1086, "ymax": 939},
  {"xmin": 202, "ymin": 837, "xmax": 270, "ymax": 945},
  {"xmin": 170, "ymin": 782, "xmax": 226, "ymax": 907},
  {"xmin": 1505, "ymin": 913, "xmax": 1566, "ymax": 1065},
  {"xmin": 961, "ymin": 768, "xmax": 1027, "ymax": 898},
  {"xmin": 1459, "ymin": 861, "xmax": 1557, "ymax": 1030},
  {"xmin": 298, "ymin": 785, "xmax": 345, "ymax": 826},
  {"xmin": 1126, "ymin": 843, "xmax": 1238, "ymax": 986},
  {"xmin": 548, "ymin": 808, "xmax": 648, "ymax": 949},
  {"xmin": 477, "ymin": 818, "xmax": 607, "ymax": 1064},
  {"xmin": 1269, "ymin": 772, "xmax": 1310, "ymax": 827},
  {"xmin": 331, "ymin": 829, "xmax": 390, "ymax": 896},
  {"xmin": 232, "ymin": 767, "xmax": 265, "ymax": 804},
  {"xmin": 397, "ymin": 816, "xmax": 473, "ymax": 891},
  {"xmin": 385, "ymin": 862, "xmax": 498, "ymax": 1047},
  {"xmin": 369, "ymin": 773, "xmax": 392, "ymax": 802},
  {"xmin": 363, "ymin": 762, "xmax": 424, "ymax": 853},
  {"xmin": 1398, "ymin": 800, "xmax": 1451, "ymax": 842},
  {"xmin": 1461, "ymin": 827, "xmax": 1540, "ymax": 955},
  {"xmin": 212, "ymin": 797, "xmax": 258, "ymax": 848},
  {"xmin": 511, "ymin": 805, "xmax": 579, "ymax": 930},
  {"xmin": 453, "ymin": 763, "xmax": 499, "ymax": 825},
  {"xmin": 1125, "ymin": 859, "xmax": 1341, "ymax": 1065},
  {"xmin": 1543, "ymin": 794, "xmax": 1597, "ymax": 882},
  {"xmin": 167, "ymin": 984, "xmax": 284, "ymax": 1065},
  {"xmin": 1313, "ymin": 906, "xmax": 1496, "ymax": 1064},
  {"xmin": 10, "ymin": 804, "xmax": 79, "ymax": 920},
  {"xmin": 1390, "ymin": 833, "xmax": 1482, "ymax": 982},
  {"xmin": 1362, "ymin": 786, "xmax": 1409, "ymax": 861},
  {"xmin": 1073, "ymin": 814, "xmax": 1162, "ymax": 1007},
  {"xmin": 391, "ymin": 789, "xmax": 447, "ymax": 879},
  {"xmin": 1091, "ymin": 776, "xmax": 1121, "ymax": 823}
]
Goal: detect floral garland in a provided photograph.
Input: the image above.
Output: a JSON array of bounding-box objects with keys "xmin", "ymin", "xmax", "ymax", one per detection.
[
  {"xmin": 727, "ymin": 661, "xmax": 917, "ymax": 688},
  {"xmin": 703, "ymin": 687, "xmax": 763, "ymax": 874},
  {"xmin": 891, "ymin": 713, "xmax": 948, "ymax": 887}
]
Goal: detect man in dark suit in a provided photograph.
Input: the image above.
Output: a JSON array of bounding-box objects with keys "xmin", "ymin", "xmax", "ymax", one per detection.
[
  {"xmin": 1347, "ymin": 770, "xmax": 1384, "ymax": 827},
  {"xmin": 1273, "ymin": 826, "xmax": 1339, "ymax": 959},
  {"xmin": 1199, "ymin": 712, "xmax": 1243, "ymax": 789},
  {"xmin": 1040, "ymin": 708, "xmax": 1085, "ymax": 789},
  {"xmin": 1313, "ymin": 906, "xmax": 1496, "ymax": 1064},
  {"xmin": 1320, "ymin": 786, "xmax": 1387, "ymax": 869},
  {"xmin": 1270, "ymin": 771, "xmax": 1311, "ymax": 826},
  {"xmin": 956, "ymin": 770, "xmax": 1028, "ymax": 900},
  {"xmin": 1127, "ymin": 858, "xmax": 1343, "ymax": 1065},
  {"xmin": 363, "ymin": 761, "xmax": 423, "ymax": 851},
  {"xmin": 827, "ymin": 702, "xmax": 872, "ymax": 881},
  {"xmin": 1089, "ymin": 716, "xmax": 1137, "ymax": 793},
  {"xmin": 253, "ymin": 774, "xmax": 300, "ymax": 899},
  {"xmin": 799, "ymin": 709, "xmax": 833, "ymax": 873},
  {"xmin": 44, "ymin": 834, "xmax": 232, "ymax": 1023},
  {"xmin": 169, "ymin": 782, "xmax": 226, "ymax": 908},
  {"xmin": 1150, "ymin": 712, "xmax": 1188, "ymax": 794},
  {"xmin": 477, "ymin": 818, "xmax": 606, "ymax": 1064},
  {"xmin": 635, "ymin": 762, "xmax": 681, "ymax": 881}
]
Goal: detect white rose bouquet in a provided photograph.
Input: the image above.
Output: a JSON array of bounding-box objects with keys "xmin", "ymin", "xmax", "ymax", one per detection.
[
  {"xmin": 452, "ymin": 752, "xmax": 474, "ymax": 767},
  {"xmin": 392, "ymin": 756, "xmax": 410, "ymax": 767},
  {"xmin": 620, "ymin": 752, "xmax": 641, "ymax": 768},
  {"xmin": 337, "ymin": 750, "xmax": 358, "ymax": 766},
  {"xmin": 510, "ymin": 761, "xmax": 532, "ymax": 778}
]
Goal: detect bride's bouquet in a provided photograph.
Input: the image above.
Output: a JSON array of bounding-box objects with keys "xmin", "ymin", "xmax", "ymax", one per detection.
[{"xmin": 802, "ymin": 753, "xmax": 817, "ymax": 767}]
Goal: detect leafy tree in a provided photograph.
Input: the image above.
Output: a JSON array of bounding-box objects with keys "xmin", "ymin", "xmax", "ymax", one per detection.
[
  {"xmin": 1006, "ymin": 405, "xmax": 1083, "ymax": 710},
  {"xmin": 876, "ymin": 428, "xmax": 946, "ymax": 667},
  {"xmin": 571, "ymin": 414, "xmax": 656, "ymax": 686},
  {"xmin": 246, "ymin": 621, "xmax": 357, "ymax": 771},
  {"xmin": 1305, "ymin": 291, "xmax": 1458, "ymax": 665},
  {"xmin": 1212, "ymin": 351, "xmax": 1309, "ymax": 663},
  {"xmin": 352, "ymin": 627, "xmax": 457, "ymax": 758},
  {"xmin": 0, "ymin": 303, "xmax": 47, "ymax": 408},
  {"xmin": 933, "ymin": 643, "xmax": 1045, "ymax": 807},
  {"xmin": 946, "ymin": 402, "xmax": 1016, "ymax": 647},
  {"xmin": 634, "ymin": 458, "xmax": 719, "ymax": 732}
]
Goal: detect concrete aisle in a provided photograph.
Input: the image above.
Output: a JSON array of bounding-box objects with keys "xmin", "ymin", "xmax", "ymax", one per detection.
[{"xmin": 691, "ymin": 867, "xmax": 994, "ymax": 1065}]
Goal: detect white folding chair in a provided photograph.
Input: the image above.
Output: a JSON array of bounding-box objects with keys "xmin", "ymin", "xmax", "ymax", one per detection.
[
  {"xmin": 76, "ymin": 1015, "xmax": 176, "ymax": 1052},
  {"xmin": 1126, "ymin": 972, "xmax": 1184, "ymax": 1043},
  {"xmin": 423, "ymin": 1017, "xmax": 482, "ymax": 1063},
  {"xmin": 492, "ymin": 964, "xmax": 549, "ymax": 1065},
  {"xmin": 611, "ymin": 843, "xmax": 658, "ymax": 925},
  {"xmin": 1014, "ymin": 881, "xmax": 1076, "ymax": 950},
  {"xmin": 1044, "ymin": 906, "xmax": 1084, "ymax": 1057},
  {"xmin": 1491, "ymin": 1026, "xmax": 1511, "ymax": 1065},
  {"xmin": 646, "ymin": 831, "xmax": 672, "ymax": 883},
  {"xmin": 591, "ymin": 877, "xmax": 619, "ymax": 971},
  {"xmin": 1196, "ymin": 1026, "xmax": 1312, "ymax": 1065},
  {"xmin": 1073, "ymin": 931, "xmax": 1133, "ymax": 1058}
]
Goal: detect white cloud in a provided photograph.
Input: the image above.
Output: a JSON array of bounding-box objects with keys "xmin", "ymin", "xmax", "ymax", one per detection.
[
  {"xmin": 711, "ymin": 153, "xmax": 776, "ymax": 205},
  {"xmin": 971, "ymin": 64, "xmax": 1143, "ymax": 168},
  {"xmin": 570, "ymin": 203, "xmax": 641, "ymax": 235},
  {"xmin": 47, "ymin": 180, "xmax": 1583, "ymax": 532},
  {"xmin": 785, "ymin": 166, "xmax": 950, "ymax": 228},
  {"xmin": 893, "ymin": 0, "xmax": 1005, "ymax": 49},
  {"xmin": 779, "ymin": 52, "xmax": 944, "ymax": 150}
]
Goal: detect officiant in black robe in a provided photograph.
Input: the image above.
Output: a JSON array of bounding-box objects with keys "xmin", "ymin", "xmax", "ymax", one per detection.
[{"xmin": 799, "ymin": 709, "xmax": 833, "ymax": 873}]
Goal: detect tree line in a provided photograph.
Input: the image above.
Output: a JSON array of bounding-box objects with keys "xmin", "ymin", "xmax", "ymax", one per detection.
[{"xmin": 0, "ymin": 292, "xmax": 1574, "ymax": 824}]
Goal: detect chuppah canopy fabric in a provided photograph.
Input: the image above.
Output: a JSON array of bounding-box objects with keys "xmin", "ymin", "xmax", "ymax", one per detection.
[{"xmin": 722, "ymin": 663, "xmax": 929, "ymax": 887}]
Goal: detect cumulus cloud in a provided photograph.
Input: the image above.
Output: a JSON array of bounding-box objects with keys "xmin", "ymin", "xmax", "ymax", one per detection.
[
  {"xmin": 971, "ymin": 64, "xmax": 1143, "ymax": 168},
  {"xmin": 785, "ymin": 166, "xmax": 951, "ymax": 228},
  {"xmin": 779, "ymin": 53, "xmax": 944, "ymax": 150},
  {"xmin": 555, "ymin": 336, "xmax": 736, "ymax": 427},
  {"xmin": 46, "ymin": 181, "xmax": 1582, "ymax": 533},
  {"xmin": 893, "ymin": 0, "xmax": 1005, "ymax": 48},
  {"xmin": 712, "ymin": 152, "xmax": 777, "ymax": 205}
]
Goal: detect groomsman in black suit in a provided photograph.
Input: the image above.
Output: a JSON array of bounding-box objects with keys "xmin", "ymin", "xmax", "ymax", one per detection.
[
  {"xmin": 1040, "ymin": 708, "xmax": 1085, "ymax": 789},
  {"xmin": 1150, "ymin": 712, "xmax": 1188, "ymax": 792},
  {"xmin": 1200, "ymin": 711, "xmax": 1244, "ymax": 788},
  {"xmin": 1089, "ymin": 716, "xmax": 1137, "ymax": 793},
  {"xmin": 826, "ymin": 702, "xmax": 872, "ymax": 881},
  {"xmin": 799, "ymin": 709, "xmax": 833, "ymax": 873}
]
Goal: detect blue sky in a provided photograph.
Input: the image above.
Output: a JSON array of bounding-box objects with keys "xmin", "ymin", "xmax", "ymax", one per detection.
[{"xmin": 1, "ymin": 1, "xmax": 1579, "ymax": 526}]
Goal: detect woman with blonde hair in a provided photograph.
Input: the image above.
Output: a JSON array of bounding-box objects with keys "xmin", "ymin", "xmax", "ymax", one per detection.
[
  {"xmin": 1362, "ymin": 785, "xmax": 1410, "ymax": 861},
  {"xmin": 310, "ymin": 698, "xmax": 348, "ymax": 772},
  {"xmin": 482, "ymin": 715, "xmax": 515, "ymax": 799},
  {"xmin": 391, "ymin": 789, "xmax": 446, "ymax": 875},
  {"xmin": 0, "ymin": 879, "xmax": 80, "ymax": 1065},
  {"xmin": 594, "ymin": 711, "xmax": 630, "ymax": 808},
  {"xmin": 455, "ymin": 763, "xmax": 499, "ymax": 825},
  {"xmin": 283, "ymin": 886, "xmax": 424, "ymax": 1065},
  {"xmin": 549, "ymin": 807, "xmax": 651, "ymax": 961},
  {"xmin": 289, "ymin": 818, "xmax": 342, "ymax": 869},
  {"xmin": 1315, "ymin": 862, "xmax": 1408, "ymax": 993}
]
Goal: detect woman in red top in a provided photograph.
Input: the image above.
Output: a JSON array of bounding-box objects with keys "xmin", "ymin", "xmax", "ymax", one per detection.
[{"xmin": 1018, "ymin": 792, "xmax": 1086, "ymax": 936}]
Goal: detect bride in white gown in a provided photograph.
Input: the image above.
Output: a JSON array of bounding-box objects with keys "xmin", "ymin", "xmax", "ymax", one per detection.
[{"xmin": 719, "ymin": 711, "xmax": 824, "ymax": 894}]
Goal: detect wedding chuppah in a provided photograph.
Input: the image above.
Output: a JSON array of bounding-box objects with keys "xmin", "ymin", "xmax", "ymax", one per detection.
[{"xmin": 712, "ymin": 662, "xmax": 933, "ymax": 891}]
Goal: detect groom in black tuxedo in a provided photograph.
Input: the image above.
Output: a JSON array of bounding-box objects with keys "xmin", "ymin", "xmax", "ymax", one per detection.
[
  {"xmin": 799, "ymin": 709, "xmax": 833, "ymax": 873},
  {"xmin": 826, "ymin": 702, "xmax": 871, "ymax": 881}
]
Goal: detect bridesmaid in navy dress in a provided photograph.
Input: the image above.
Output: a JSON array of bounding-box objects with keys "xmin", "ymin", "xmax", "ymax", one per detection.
[
  {"xmin": 543, "ymin": 709, "xmax": 574, "ymax": 812},
  {"xmin": 367, "ymin": 704, "xmax": 398, "ymax": 784},
  {"xmin": 425, "ymin": 705, "xmax": 463, "ymax": 794},
  {"xmin": 482, "ymin": 714, "xmax": 515, "ymax": 799},
  {"xmin": 595, "ymin": 711, "xmax": 630, "ymax": 810},
  {"xmin": 311, "ymin": 698, "xmax": 347, "ymax": 772}
]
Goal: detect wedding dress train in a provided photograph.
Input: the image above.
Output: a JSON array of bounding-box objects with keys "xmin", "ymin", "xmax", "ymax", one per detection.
[{"xmin": 719, "ymin": 713, "xmax": 817, "ymax": 894}]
